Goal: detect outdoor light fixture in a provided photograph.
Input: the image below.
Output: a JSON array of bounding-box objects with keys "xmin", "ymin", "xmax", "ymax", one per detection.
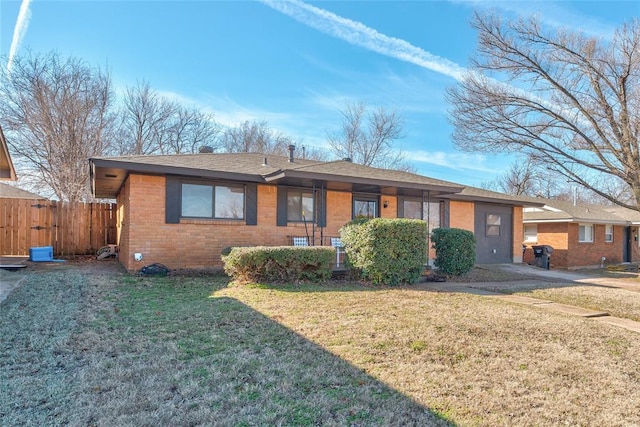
[{"xmin": 383, "ymin": 200, "xmax": 389, "ymax": 208}]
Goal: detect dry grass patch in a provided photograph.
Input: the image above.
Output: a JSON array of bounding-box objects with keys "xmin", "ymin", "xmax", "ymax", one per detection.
[
  {"xmin": 215, "ymin": 282, "xmax": 640, "ymax": 426},
  {"xmin": 3, "ymin": 263, "xmax": 640, "ymax": 426}
]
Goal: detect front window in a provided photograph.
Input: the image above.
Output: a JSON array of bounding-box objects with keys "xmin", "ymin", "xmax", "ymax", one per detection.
[
  {"xmin": 287, "ymin": 190, "xmax": 314, "ymax": 222},
  {"xmin": 401, "ymin": 199, "xmax": 441, "ymax": 232},
  {"xmin": 486, "ymin": 214, "xmax": 501, "ymax": 237},
  {"xmin": 605, "ymin": 225, "xmax": 613, "ymax": 243},
  {"xmin": 579, "ymin": 224, "xmax": 594, "ymax": 242},
  {"xmin": 524, "ymin": 224, "xmax": 537, "ymax": 242},
  {"xmin": 181, "ymin": 183, "xmax": 244, "ymax": 219},
  {"xmin": 354, "ymin": 196, "xmax": 378, "ymax": 219}
]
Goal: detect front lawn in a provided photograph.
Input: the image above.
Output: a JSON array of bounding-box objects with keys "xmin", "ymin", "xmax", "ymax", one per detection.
[{"xmin": 2, "ymin": 264, "xmax": 639, "ymax": 426}]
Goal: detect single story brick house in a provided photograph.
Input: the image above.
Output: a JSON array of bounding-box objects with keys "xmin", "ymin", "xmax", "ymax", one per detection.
[
  {"xmin": 523, "ymin": 199, "xmax": 640, "ymax": 269},
  {"xmin": 90, "ymin": 148, "xmax": 540, "ymax": 271}
]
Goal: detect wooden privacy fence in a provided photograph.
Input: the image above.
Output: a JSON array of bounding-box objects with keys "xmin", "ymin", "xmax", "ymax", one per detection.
[{"xmin": 0, "ymin": 198, "xmax": 117, "ymax": 256}]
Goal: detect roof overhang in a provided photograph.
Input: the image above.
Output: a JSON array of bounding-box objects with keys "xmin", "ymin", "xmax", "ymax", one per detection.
[
  {"xmin": 263, "ymin": 169, "xmax": 464, "ymax": 197},
  {"xmin": 0, "ymin": 126, "xmax": 17, "ymax": 181},
  {"xmin": 90, "ymin": 158, "xmax": 264, "ymax": 199}
]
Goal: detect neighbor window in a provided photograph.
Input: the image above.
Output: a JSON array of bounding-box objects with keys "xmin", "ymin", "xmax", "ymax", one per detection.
[
  {"xmin": 287, "ymin": 190, "xmax": 314, "ymax": 222},
  {"xmin": 524, "ymin": 224, "xmax": 537, "ymax": 242},
  {"xmin": 486, "ymin": 214, "xmax": 501, "ymax": 237},
  {"xmin": 605, "ymin": 225, "xmax": 613, "ymax": 243},
  {"xmin": 354, "ymin": 196, "xmax": 378, "ymax": 219},
  {"xmin": 181, "ymin": 183, "xmax": 244, "ymax": 219},
  {"xmin": 579, "ymin": 223, "xmax": 594, "ymax": 242}
]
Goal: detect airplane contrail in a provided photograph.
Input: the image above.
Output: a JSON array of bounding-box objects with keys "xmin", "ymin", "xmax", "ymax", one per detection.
[
  {"xmin": 7, "ymin": 0, "xmax": 33, "ymax": 73},
  {"xmin": 260, "ymin": 0, "xmax": 468, "ymax": 81}
]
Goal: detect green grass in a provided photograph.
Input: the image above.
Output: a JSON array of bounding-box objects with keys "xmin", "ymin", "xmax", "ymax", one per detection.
[{"xmin": 2, "ymin": 263, "xmax": 640, "ymax": 426}]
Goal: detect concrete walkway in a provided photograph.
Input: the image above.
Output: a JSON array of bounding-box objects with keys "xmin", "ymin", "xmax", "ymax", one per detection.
[
  {"xmin": 429, "ymin": 264, "xmax": 640, "ymax": 334},
  {"xmin": 0, "ymin": 256, "xmax": 29, "ymax": 304}
]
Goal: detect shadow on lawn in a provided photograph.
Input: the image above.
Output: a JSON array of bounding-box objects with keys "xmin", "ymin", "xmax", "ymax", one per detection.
[
  {"xmin": 191, "ymin": 294, "xmax": 457, "ymax": 425},
  {"xmin": 74, "ymin": 275, "xmax": 457, "ymax": 426}
]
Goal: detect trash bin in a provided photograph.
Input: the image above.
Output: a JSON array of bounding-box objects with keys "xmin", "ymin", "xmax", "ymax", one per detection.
[{"xmin": 532, "ymin": 245, "xmax": 553, "ymax": 269}]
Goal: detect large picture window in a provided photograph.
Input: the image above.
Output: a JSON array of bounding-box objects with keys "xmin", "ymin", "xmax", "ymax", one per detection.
[
  {"xmin": 181, "ymin": 183, "xmax": 244, "ymax": 219},
  {"xmin": 287, "ymin": 190, "xmax": 314, "ymax": 222}
]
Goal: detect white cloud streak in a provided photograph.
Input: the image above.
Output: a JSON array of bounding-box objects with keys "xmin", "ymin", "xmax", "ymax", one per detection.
[
  {"xmin": 7, "ymin": 0, "xmax": 33, "ymax": 73},
  {"xmin": 260, "ymin": 0, "xmax": 467, "ymax": 81},
  {"xmin": 412, "ymin": 150, "xmax": 495, "ymax": 173}
]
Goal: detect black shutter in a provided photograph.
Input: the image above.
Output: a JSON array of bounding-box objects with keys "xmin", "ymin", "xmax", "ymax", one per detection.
[
  {"xmin": 317, "ymin": 188, "xmax": 327, "ymax": 227},
  {"xmin": 245, "ymin": 184, "xmax": 257, "ymax": 226},
  {"xmin": 277, "ymin": 186, "xmax": 288, "ymax": 226},
  {"xmin": 442, "ymin": 200, "xmax": 450, "ymax": 228},
  {"xmin": 165, "ymin": 176, "xmax": 181, "ymax": 224}
]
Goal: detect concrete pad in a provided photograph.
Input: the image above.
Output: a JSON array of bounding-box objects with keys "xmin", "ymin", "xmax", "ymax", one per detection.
[
  {"xmin": 0, "ymin": 272, "xmax": 26, "ymax": 304},
  {"xmin": 592, "ymin": 316, "xmax": 640, "ymax": 333}
]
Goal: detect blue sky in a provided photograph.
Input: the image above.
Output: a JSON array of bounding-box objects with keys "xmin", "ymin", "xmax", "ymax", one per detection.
[{"xmin": 1, "ymin": 0, "xmax": 636, "ymax": 187}]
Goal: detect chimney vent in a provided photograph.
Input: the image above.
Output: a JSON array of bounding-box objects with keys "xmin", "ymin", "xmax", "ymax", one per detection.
[
  {"xmin": 199, "ymin": 146, "xmax": 214, "ymax": 154},
  {"xmin": 343, "ymin": 157, "xmax": 352, "ymax": 162},
  {"xmin": 288, "ymin": 145, "xmax": 295, "ymax": 163}
]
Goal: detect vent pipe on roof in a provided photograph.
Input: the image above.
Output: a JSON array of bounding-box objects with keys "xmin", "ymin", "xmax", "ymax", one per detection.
[
  {"xmin": 343, "ymin": 157, "xmax": 352, "ymax": 162},
  {"xmin": 262, "ymin": 157, "xmax": 268, "ymax": 166},
  {"xmin": 199, "ymin": 146, "xmax": 214, "ymax": 153},
  {"xmin": 288, "ymin": 145, "xmax": 295, "ymax": 163}
]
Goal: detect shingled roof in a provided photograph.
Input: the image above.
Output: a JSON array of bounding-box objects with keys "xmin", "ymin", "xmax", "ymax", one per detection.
[
  {"xmin": 523, "ymin": 198, "xmax": 638, "ymax": 225},
  {"xmin": 90, "ymin": 152, "xmax": 466, "ymax": 199},
  {"xmin": 0, "ymin": 182, "xmax": 45, "ymax": 199}
]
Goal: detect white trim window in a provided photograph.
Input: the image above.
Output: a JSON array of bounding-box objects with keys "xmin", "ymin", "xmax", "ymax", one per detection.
[
  {"xmin": 524, "ymin": 224, "xmax": 537, "ymax": 243},
  {"xmin": 578, "ymin": 223, "xmax": 594, "ymax": 243},
  {"xmin": 605, "ymin": 225, "xmax": 613, "ymax": 243}
]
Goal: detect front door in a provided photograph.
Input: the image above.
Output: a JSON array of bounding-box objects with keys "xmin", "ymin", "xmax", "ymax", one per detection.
[{"xmin": 474, "ymin": 204, "xmax": 513, "ymax": 264}]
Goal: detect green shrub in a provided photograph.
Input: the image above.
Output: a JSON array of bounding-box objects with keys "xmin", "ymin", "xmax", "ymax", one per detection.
[
  {"xmin": 339, "ymin": 218, "xmax": 427, "ymax": 286},
  {"xmin": 431, "ymin": 228, "xmax": 476, "ymax": 276},
  {"xmin": 222, "ymin": 246, "xmax": 334, "ymax": 284}
]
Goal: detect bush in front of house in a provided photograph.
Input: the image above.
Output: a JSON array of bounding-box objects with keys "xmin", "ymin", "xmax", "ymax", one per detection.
[
  {"xmin": 431, "ymin": 227, "xmax": 476, "ymax": 276},
  {"xmin": 339, "ymin": 218, "xmax": 427, "ymax": 285},
  {"xmin": 222, "ymin": 246, "xmax": 334, "ymax": 283}
]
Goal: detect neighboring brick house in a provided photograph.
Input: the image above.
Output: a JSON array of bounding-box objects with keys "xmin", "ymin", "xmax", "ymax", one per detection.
[
  {"xmin": 90, "ymin": 149, "xmax": 539, "ymax": 271},
  {"xmin": 523, "ymin": 199, "xmax": 640, "ymax": 269}
]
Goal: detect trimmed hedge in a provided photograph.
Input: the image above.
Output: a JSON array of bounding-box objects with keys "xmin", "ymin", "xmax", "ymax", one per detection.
[
  {"xmin": 340, "ymin": 218, "xmax": 427, "ymax": 285},
  {"xmin": 222, "ymin": 246, "xmax": 334, "ymax": 283},
  {"xmin": 431, "ymin": 228, "xmax": 476, "ymax": 276}
]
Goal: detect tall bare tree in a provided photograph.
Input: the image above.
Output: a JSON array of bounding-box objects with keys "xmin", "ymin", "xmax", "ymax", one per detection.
[
  {"xmin": 447, "ymin": 15, "xmax": 640, "ymax": 211},
  {"xmin": 116, "ymin": 81, "xmax": 221, "ymax": 155},
  {"xmin": 220, "ymin": 120, "xmax": 295, "ymax": 155},
  {"xmin": 327, "ymin": 101, "xmax": 412, "ymax": 171},
  {"xmin": 0, "ymin": 51, "xmax": 114, "ymax": 202},
  {"xmin": 485, "ymin": 159, "xmax": 542, "ymax": 196}
]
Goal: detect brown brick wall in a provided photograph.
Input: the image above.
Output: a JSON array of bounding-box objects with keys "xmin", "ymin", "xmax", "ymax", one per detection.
[
  {"xmin": 512, "ymin": 207, "xmax": 524, "ymax": 263},
  {"xmin": 118, "ymin": 174, "xmax": 357, "ymax": 271},
  {"xmin": 449, "ymin": 201, "xmax": 474, "ymax": 232},
  {"xmin": 523, "ymin": 222, "xmax": 627, "ymax": 269}
]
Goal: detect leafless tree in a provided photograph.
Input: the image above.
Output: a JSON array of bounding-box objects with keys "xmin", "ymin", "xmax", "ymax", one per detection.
[
  {"xmin": 220, "ymin": 120, "xmax": 295, "ymax": 155},
  {"xmin": 447, "ymin": 15, "xmax": 640, "ymax": 211},
  {"xmin": 0, "ymin": 51, "xmax": 114, "ymax": 202},
  {"xmin": 328, "ymin": 101, "xmax": 413, "ymax": 171},
  {"xmin": 116, "ymin": 81, "xmax": 221, "ymax": 155},
  {"xmin": 484, "ymin": 159, "xmax": 543, "ymax": 196}
]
